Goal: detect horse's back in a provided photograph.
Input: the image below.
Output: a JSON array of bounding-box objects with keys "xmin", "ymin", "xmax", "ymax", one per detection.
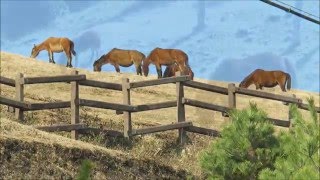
[
  {"xmin": 44, "ymin": 37, "xmax": 73, "ymax": 48},
  {"xmin": 150, "ymin": 48, "xmax": 188, "ymax": 63},
  {"xmin": 108, "ymin": 48, "xmax": 144, "ymax": 62}
]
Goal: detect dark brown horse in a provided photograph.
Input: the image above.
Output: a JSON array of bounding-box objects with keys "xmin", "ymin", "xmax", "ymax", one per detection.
[
  {"xmin": 30, "ymin": 37, "xmax": 76, "ymax": 67},
  {"xmin": 142, "ymin": 47, "xmax": 190, "ymax": 78},
  {"xmin": 93, "ymin": 48, "xmax": 145, "ymax": 75},
  {"xmin": 163, "ymin": 63, "xmax": 194, "ymax": 80},
  {"xmin": 239, "ymin": 69, "xmax": 291, "ymax": 92}
]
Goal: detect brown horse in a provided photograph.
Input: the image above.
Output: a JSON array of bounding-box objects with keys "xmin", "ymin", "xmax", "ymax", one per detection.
[
  {"xmin": 163, "ymin": 63, "xmax": 194, "ymax": 80},
  {"xmin": 30, "ymin": 37, "xmax": 76, "ymax": 67},
  {"xmin": 142, "ymin": 47, "xmax": 190, "ymax": 78},
  {"xmin": 239, "ymin": 69, "xmax": 291, "ymax": 92},
  {"xmin": 93, "ymin": 48, "xmax": 145, "ymax": 75}
]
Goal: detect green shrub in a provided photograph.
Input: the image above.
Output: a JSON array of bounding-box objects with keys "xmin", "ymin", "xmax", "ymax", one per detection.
[
  {"xmin": 200, "ymin": 102, "xmax": 280, "ymax": 179},
  {"xmin": 77, "ymin": 159, "xmax": 94, "ymax": 180},
  {"xmin": 259, "ymin": 98, "xmax": 320, "ymax": 180}
]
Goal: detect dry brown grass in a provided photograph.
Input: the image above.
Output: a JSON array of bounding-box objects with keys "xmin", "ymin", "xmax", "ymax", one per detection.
[{"xmin": 1, "ymin": 51, "xmax": 319, "ymax": 178}]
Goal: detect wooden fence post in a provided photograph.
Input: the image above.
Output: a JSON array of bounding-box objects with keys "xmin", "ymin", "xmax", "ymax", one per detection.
[
  {"xmin": 71, "ymin": 70, "xmax": 80, "ymax": 140},
  {"xmin": 122, "ymin": 78, "xmax": 132, "ymax": 138},
  {"xmin": 15, "ymin": 73, "xmax": 24, "ymax": 121},
  {"xmin": 288, "ymin": 94, "xmax": 296, "ymax": 129},
  {"xmin": 228, "ymin": 83, "xmax": 236, "ymax": 109},
  {"xmin": 176, "ymin": 71, "xmax": 187, "ymax": 145}
]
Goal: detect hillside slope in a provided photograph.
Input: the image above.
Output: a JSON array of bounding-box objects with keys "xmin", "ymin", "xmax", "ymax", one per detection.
[{"xmin": 0, "ymin": 51, "xmax": 319, "ymax": 178}]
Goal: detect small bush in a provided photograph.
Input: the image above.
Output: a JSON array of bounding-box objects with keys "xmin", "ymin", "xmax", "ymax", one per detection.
[
  {"xmin": 200, "ymin": 102, "xmax": 280, "ymax": 179},
  {"xmin": 77, "ymin": 159, "xmax": 94, "ymax": 180},
  {"xmin": 259, "ymin": 98, "xmax": 320, "ymax": 180}
]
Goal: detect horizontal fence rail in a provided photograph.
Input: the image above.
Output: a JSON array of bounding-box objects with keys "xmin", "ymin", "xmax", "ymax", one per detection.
[
  {"xmin": 268, "ymin": 118, "xmax": 290, "ymax": 127},
  {"xmin": 78, "ymin": 128, "xmax": 123, "ymax": 137},
  {"xmin": 185, "ymin": 126, "xmax": 221, "ymax": 137},
  {"xmin": 0, "ymin": 95, "xmax": 29, "ymax": 109},
  {"xmin": 298, "ymin": 103, "xmax": 320, "ymax": 113},
  {"xmin": 183, "ymin": 98, "xmax": 230, "ymax": 113},
  {"xmin": 131, "ymin": 121, "xmax": 193, "ymax": 136},
  {"xmin": 183, "ymin": 81, "xmax": 228, "ymax": 95},
  {"xmin": 80, "ymin": 99, "xmax": 137, "ymax": 112},
  {"xmin": 79, "ymin": 79, "xmax": 122, "ymax": 91},
  {"xmin": 28, "ymin": 101, "xmax": 71, "ymax": 111},
  {"xmin": 22, "ymin": 74, "xmax": 86, "ymax": 84},
  {"xmin": 34, "ymin": 123, "xmax": 87, "ymax": 132},
  {"xmin": 129, "ymin": 76, "xmax": 190, "ymax": 89},
  {"xmin": 0, "ymin": 76, "xmax": 15, "ymax": 87},
  {"xmin": 236, "ymin": 87, "xmax": 302, "ymax": 104},
  {"xmin": 136, "ymin": 100, "xmax": 177, "ymax": 112}
]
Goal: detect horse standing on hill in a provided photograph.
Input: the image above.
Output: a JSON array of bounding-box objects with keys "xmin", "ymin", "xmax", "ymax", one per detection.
[
  {"xmin": 163, "ymin": 63, "xmax": 194, "ymax": 80},
  {"xmin": 93, "ymin": 48, "xmax": 145, "ymax": 75},
  {"xmin": 239, "ymin": 69, "xmax": 291, "ymax": 92},
  {"xmin": 142, "ymin": 48, "xmax": 190, "ymax": 79},
  {"xmin": 30, "ymin": 37, "xmax": 76, "ymax": 67}
]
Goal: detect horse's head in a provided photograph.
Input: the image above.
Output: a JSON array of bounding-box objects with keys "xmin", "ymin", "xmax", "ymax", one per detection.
[
  {"xmin": 239, "ymin": 80, "xmax": 248, "ymax": 88},
  {"xmin": 30, "ymin": 44, "xmax": 40, "ymax": 58},
  {"xmin": 93, "ymin": 55, "xmax": 105, "ymax": 72}
]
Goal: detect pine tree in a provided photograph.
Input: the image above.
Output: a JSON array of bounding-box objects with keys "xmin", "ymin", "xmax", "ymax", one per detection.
[
  {"xmin": 259, "ymin": 97, "xmax": 320, "ymax": 180},
  {"xmin": 200, "ymin": 102, "xmax": 280, "ymax": 179}
]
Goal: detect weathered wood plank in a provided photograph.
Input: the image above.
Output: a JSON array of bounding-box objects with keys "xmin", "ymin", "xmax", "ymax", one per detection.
[
  {"xmin": 122, "ymin": 78, "xmax": 132, "ymax": 138},
  {"xmin": 27, "ymin": 101, "xmax": 70, "ymax": 111},
  {"xmin": 176, "ymin": 71, "xmax": 187, "ymax": 145},
  {"xmin": 22, "ymin": 74, "xmax": 86, "ymax": 84},
  {"xmin": 79, "ymin": 99, "xmax": 137, "ymax": 112},
  {"xmin": 15, "ymin": 73, "xmax": 24, "ymax": 121},
  {"xmin": 79, "ymin": 79, "xmax": 122, "ymax": 91},
  {"xmin": 131, "ymin": 121, "xmax": 193, "ymax": 136},
  {"xmin": 129, "ymin": 76, "xmax": 190, "ymax": 89},
  {"xmin": 0, "ymin": 76, "xmax": 15, "ymax": 87},
  {"xmin": 268, "ymin": 118, "xmax": 290, "ymax": 127},
  {"xmin": 35, "ymin": 123, "xmax": 86, "ymax": 132},
  {"xmin": 0, "ymin": 95, "xmax": 29, "ymax": 109},
  {"xmin": 71, "ymin": 70, "xmax": 80, "ymax": 140},
  {"xmin": 298, "ymin": 103, "xmax": 320, "ymax": 113},
  {"xmin": 228, "ymin": 83, "xmax": 236, "ymax": 109},
  {"xmin": 116, "ymin": 101, "xmax": 177, "ymax": 114},
  {"xmin": 182, "ymin": 80, "xmax": 228, "ymax": 95},
  {"xmin": 136, "ymin": 101, "xmax": 177, "ymax": 112},
  {"xmin": 185, "ymin": 126, "xmax": 221, "ymax": 137},
  {"xmin": 183, "ymin": 98, "xmax": 230, "ymax": 113},
  {"xmin": 78, "ymin": 128, "xmax": 123, "ymax": 137},
  {"xmin": 236, "ymin": 87, "xmax": 302, "ymax": 104}
]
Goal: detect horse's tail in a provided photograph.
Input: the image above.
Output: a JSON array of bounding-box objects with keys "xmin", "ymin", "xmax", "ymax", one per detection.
[
  {"xmin": 286, "ymin": 73, "xmax": 291, "ymax": 90},
  {"xmin": 70, "ymin": 41, "xmax": 76, "ymax": 56}
]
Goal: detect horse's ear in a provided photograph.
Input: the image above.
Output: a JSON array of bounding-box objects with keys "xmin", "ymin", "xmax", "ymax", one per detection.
[{"xmin": 33, "ymin": 44, "xmax": 36, "ymax": 48}]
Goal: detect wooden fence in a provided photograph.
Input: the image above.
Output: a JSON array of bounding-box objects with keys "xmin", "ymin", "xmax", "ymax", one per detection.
[{"xmin": 1, "ymin": 71, "xmax": 319, "ymax": 145}]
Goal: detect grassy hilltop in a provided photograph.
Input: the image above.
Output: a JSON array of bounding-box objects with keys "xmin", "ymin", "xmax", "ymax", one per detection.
[{"xmin": 0, "ymin": 51, "xmax": 319, "ymax": 179}]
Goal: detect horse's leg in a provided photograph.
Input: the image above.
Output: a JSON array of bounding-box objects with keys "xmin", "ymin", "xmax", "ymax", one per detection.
[
  {"xmin": 65, "ymin": 50, "xmax": 72, "ymax": 67},
  {"xmin": 156, "ymin": 64, "xmax": 162, "ymax": 79},
  {"xmin": 279, "ymin": 81, "xmax": 286, "ymax": 92},
  {"xmin": 114, "ymin": 64, "xmax": 120, "ymax": 73},
  {"xmin": 48, "ymin": 51, "xmax": 54, "ymax": 63},
  {"xmin": 134, "ymin": 61, "xmax": 142, "ymax": 76},
  {"xmin": 51, "ymin": 52, "xmax": 56, "ymax": 64}
]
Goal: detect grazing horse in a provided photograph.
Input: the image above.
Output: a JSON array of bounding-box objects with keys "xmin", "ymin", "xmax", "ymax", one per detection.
[
  {"xmin": 30, "ymin": 37, "xmax": 76, "ymax": 67},
  {"xmin": 93, "ymin": 48, "xmax": 145, "ymax": 75},
  {"xmin": 142, "ymin": 47, "xmax": 190, "ymax": 78},
  {"xmin": 239, "ymin": 69, "xmax": 291, "ymax": 92},
  {"xmin": 163, "ymin": 63, "xmax": 194, "ymax": 80}
]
